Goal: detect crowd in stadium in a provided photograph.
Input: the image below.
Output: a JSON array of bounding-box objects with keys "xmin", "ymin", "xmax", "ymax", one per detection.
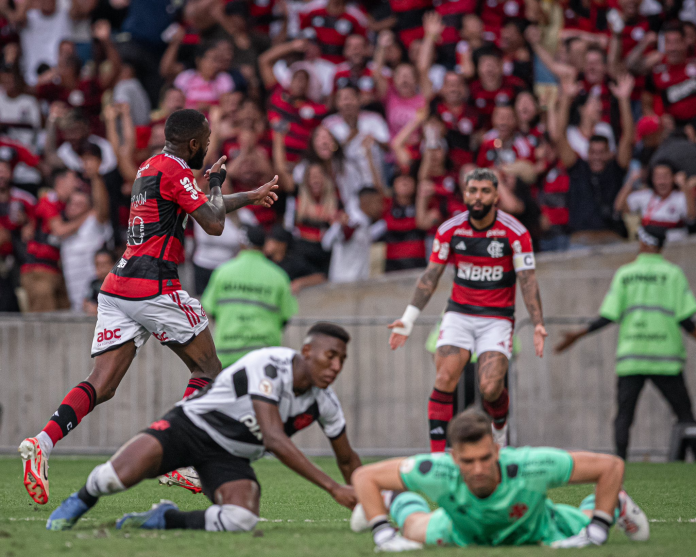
[{"xmin": 1, "ymin": 0, "xmax": 696, "ymax": 313}]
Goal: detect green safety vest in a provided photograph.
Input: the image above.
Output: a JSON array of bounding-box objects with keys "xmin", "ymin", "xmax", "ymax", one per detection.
[
  {"xmin": 599, "ymin": 253, "xmax": 696, "ymax": 376},
  {"xmin": 201, "ymin": 250, "xmax": 299, "ymax": 367}
]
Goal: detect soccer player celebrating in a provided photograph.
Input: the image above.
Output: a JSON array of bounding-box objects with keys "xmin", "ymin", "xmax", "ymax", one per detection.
[
  {"xmin": 19, "ymin": 108, "xmax": 279, "ymax": 505},
  {"xmin": 388, "ymin": 167, "xmax": 546, "ymax": 450},
  {"xmin": 46, "ymin": 323, "xmax": 361, "ymax": 532},
  {"xmin": 351, "ymin": 409, "xmax": 649, "ymax": 551}
]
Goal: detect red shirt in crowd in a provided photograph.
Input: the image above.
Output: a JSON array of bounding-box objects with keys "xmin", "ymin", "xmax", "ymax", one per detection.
[
  {"xmin": 535, "ymin": 162, "xmax": 570, "ymax": 231},
  {"xmin": 36, "ymin": 77, "xmax": 104, "ymax": 135},
  {"xmin": 480, "ymin": 0, "xmax": 526, "ymax": 42},
  {"xmin": 22, "ymin": 191, "xmax": 64, "ymax": 274},
  {"xmin": 476, "ymin": 133, "xmax": 535, "ymax": 168},
  {"xmin": 267, "ymin": 86, "xmax": 328, "ymax": 162},
  {"xmin": 469, "ymin": 75, "xmax": 527, "ymax": 126},
  {"xmin": 433, "ymin": 101, "xmax": 481, "ymax": 168},
  {"xmin": 434, "ymin": 0, "xmax": 477, "ymax": 46},
  {"xmin": 0, "ymin": 137, "xmax": 41, "ymax": 170},
  {"xmin": 300, "ymin": 6, "xmax": 367, "ymax": 64},
  {"xmin": 647, "ymin": 56, "xmax": 696, "ymax": 125},
  {"xmin": 382, "ymin": 197, "xmax": 426, "ymax": 272},
  {"xmin": 388, "ymin": 0, "xmax": 432, "ymax": 47},
  {"xmin": 0, "ymin": 187, "xmax": 35, "ymax": 257}
]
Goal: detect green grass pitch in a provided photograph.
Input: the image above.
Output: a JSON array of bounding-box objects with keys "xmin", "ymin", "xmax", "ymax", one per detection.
[{"xmin": 1, "ymin": 456, "xmax": 695, "ymax": 557}]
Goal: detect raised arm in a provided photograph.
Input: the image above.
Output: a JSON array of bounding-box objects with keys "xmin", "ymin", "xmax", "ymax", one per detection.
[
  {"xmin": 554, "ymin": 78, "xmax": 579, "ymax": 169},
  {"xmin": 159, "ymin": 27, "xmax": 186, "ymax": 81},
  {"xmin": 191, "ymin": 157, "xmax": 279, "ymax": 235},
  {"xmin": 372, "ymin": 31, "xmax": 393, "ymax": 101},
  {"xmin": 609, "ymin": 74, "xmax": 635, "ymax": 169},
  {"xmin": 524, "ymin": 26, "xmax": 576, "ymax": 81},
  {"xmin": 258, "ymin": 40, "xmax": 308, "ymax": 90},
  {"xmin": 387, "ymin": 260, "xmax": 447, "ymax": 349},
  {"xmin": 92, "ymin": 20, "xmax": 122, "ymax": 90},
  {"xmin": 417, "ymin": 13, "xmax": 443, "ymax": 102},
  {"xmin": 517, "ymin": 269, "xmax": 547, "ymax": 357},
  {"xmin": 614, "ymin": 168, "xmax": 642, "ymax": 214},
  {"xmin": 254, "ymin": 399, "xmax": 357, "ymax": 508}
]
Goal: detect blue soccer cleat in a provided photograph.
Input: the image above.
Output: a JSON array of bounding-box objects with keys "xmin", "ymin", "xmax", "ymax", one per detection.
[
  {"xmin": 116, "ymin": 500, "xmax": 178, "ymax": 530},
  {"xmin": 46, "ymin": 492, "xmax": 90, "ymax": 531}
]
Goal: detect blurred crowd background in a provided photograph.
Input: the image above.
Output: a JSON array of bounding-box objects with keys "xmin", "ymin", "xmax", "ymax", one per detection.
[{"xmin": 1, "ymin": 0, "xmax": 696, "ymax": 314}]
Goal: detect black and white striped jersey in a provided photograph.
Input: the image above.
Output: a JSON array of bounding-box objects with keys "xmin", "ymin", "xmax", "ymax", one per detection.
[{"xmin": 179, "ymin": 347, "xmax": 346, "ymax": 460}]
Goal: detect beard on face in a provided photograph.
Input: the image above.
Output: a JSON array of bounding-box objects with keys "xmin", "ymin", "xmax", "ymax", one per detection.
[
  {"xmin": 467, "ymin": 201, "xmax": 494, "ymax": 220},
  {"xmin": 188, "ymin": 146, "xmax": 207, "ymax": 170}
]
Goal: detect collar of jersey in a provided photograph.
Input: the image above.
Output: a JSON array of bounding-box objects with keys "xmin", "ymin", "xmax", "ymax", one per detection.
[{"xmin": 468, "ymin": 209, "xmax": 498, "ymax": 233}]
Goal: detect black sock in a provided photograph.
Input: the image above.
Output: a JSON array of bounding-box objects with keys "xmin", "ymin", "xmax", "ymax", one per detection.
[
  {"xmin": 77, "ymin": 485, "xmax": 99, "ymax": 508},
  {"xmin": 164, "ymin": 509, "xmax": 206, "ymax": 530}
]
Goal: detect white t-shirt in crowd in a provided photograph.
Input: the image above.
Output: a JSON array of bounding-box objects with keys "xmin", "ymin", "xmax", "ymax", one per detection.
[
  {"xmin": 20, "ymin": 0, "xmax": 72, "ymax": 86},
  {"xmin": 627, "ymin": 188, "xmax": 691, "ymax": 241},
  {"xmin": 321, "ymin": 210, "xmax": 385, "ymax": 283},
  {"xmin": 61, "ymin": 213, "xmax": 113, "ymax": 312},
  {"xmin": 57, "ymin": 135, "xmax": 118, "ymax": 175},
  {"xmin": 567, "ymin": 123, "xmax": 616, "ymax": 160},
  {"xmin": 192, "ymin": 209, "xmax": 257, "ymax": 270},
  {"xmin": 322, "ymin": 111, "xmax": 390, "ymax": 145}
]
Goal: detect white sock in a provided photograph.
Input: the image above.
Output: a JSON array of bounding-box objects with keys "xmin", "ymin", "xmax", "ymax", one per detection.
[
  {"xmin": 36, "ymin": 431, "xmax": 54, "ymax": 459},
  {"xmin": 204, "ymin": 505, "xmax": 259, "ymax": 532},
  {"xmin": 85, "ymin": 462, "xmax": 126, "ymax": 497}
]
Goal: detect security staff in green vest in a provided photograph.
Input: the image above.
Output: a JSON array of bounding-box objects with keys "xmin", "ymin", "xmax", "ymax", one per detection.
[
  {"xmin": 201, "ymin": 225, "xmax": 298, "ymax": 367},
  {"xmin": 556, "ymin": 226, "xmax": 696, "ymax": 459}
]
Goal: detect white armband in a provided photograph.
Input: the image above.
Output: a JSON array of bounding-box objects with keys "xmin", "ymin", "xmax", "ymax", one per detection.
[
  {"xmin": 392, "ymin": 305, "xmax": 421, "ymax": 337},
  {"xmin": 513, "ymin": 252, "xmax": 535, "ymax": 272}
]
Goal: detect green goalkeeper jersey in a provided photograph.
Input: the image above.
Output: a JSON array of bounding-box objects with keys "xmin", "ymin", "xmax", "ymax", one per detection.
[{"xmin": 399, "ymin": 447, "xmax": 587, "ymax": 547}]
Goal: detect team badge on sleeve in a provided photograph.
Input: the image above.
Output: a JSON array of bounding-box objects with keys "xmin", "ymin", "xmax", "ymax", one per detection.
[
  {"xmin": 400, "ymin": 457, "xmax": 415, "ymax": 474},
  {"xmin": 259, "ymin": 379, "xmax": 273, "ymax": 396}
]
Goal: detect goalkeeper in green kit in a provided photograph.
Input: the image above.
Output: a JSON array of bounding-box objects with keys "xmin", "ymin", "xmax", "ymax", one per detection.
[{"xmin": 351, "ymin": 410, "xmax": 649, "ymax": 551}]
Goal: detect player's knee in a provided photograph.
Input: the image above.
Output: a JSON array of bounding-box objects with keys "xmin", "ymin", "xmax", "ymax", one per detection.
[
  {"xmin": 205, "ymin": 504, "xmax": 258, "ymax": 532},
  {"xmin": 434, "ymin": 366, "xmax": 460, "ymax": 392},
  {"xmin": 479, "ymin": 379, "xmax": 503, "ymax": 401},
  {"xmin": 85, "ymin": 462, "xmax": 126, "ymax": 497}
]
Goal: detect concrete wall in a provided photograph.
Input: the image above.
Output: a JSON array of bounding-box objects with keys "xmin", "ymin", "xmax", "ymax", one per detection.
[{"xmin": 2, "ymin": 238, "xmax": 696, "ymax": 458}]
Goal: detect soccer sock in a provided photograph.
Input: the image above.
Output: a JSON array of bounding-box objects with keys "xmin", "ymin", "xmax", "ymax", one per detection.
[
  {"xmin": 85, "ymin": 462, "xmax": 125, "ymax": 498},
  {"xmin": 482, "ymin": 388, "xmax": 509, "ymax": 430},
  {"xmin": 183, "ymin": 376, "xmax": 211, "ymax": 399},
  {"xmin": 579, "ymin": 493, "xmax": 621, "ymax": 521},
  {"xmin": 390, "ymin": 492, "xmax": 430, "ymax": 530},
  {"xmin": 77, "ymin": 485, "xmax": 99, "ymax": 509},
  {"xmin": 428, "ymin": 388, "xmax": 454, "ymax": 452},
  {"xmin": 164, "ymin": 509, "xmax": 206, "ymax": 529},
  {"xmin": 42, "ymin": 381, "xmax": 97, "ymax": 448},
  {"xmin": 203, "ymin": 505, "xmax": 259, "ymax": 531},
  {"xmin": 36, "ymin": 431, "xmax": 54, "ymax": 459}
]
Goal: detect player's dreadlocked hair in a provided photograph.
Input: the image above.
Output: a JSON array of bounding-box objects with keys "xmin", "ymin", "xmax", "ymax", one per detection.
[
  {"xmin": 464, "ymin": 167, "xmax": 498, "ymax": 189},
  {"xmin": 305, "ymin": 322, "xmax": 351, "ymax": 344},
  {"xmin": 447, "ymin": 409, "xmax": 493, "ymax": 446},
  {"xmin": 164, "ymin": 109, "xmax": 207, "ymax": 145}
]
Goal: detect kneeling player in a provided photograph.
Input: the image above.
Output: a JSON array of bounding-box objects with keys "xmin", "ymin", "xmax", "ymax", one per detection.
[
  {"xmin": 46, "ymin": 323, "xmax": 361, "ymax": 532},
  {"xmin": 352, "ymin": 410, "xmax": 649, "ymax": 551}
]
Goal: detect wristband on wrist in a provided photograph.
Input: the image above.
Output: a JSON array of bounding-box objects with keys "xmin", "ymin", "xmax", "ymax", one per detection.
[
  {"xmin": 209, "ymin": 168, "xmax": 227, "ymax": 189},
  {"xmin": 392, "ymin": 305, "xmax": 421, "ymax": 336}
]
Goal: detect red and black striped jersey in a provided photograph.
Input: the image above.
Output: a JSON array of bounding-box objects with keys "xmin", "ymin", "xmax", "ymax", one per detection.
[
  {"xmin": 647, "ymin": 57, "xmax": 696, "ymax": 125},
  {"xmin": 101, "ymin": 153, "xmax": 208, "ymax": 300},
  {"xmin": 535, "ymin": 162, "xmax": 570, "ymax": 230},
  {"xmin": 22, "ymin": 191, "xmax": 63, "ymax": 274},
  {"xmin": 476, "ymin": 132, "xmax": 535, "ymax": 168},
  {"xmin": 433, "ymin": 0, "xmax": 476, "ymax": 45},
  {"xmin": 389, "ymin": 0, "xmax": 432, "ymax": 47},
  {"xmin": 479, "ymin": 0, "xmax": 525, "ymax": 42},
  {"xmin": 383, "ymin": 198, "xmax": 426, "ymax": 271},
  {"xmin": 299, "ymin": 6, "xmax": 367, "ymax": 64},
  {"xmin": 578, "ymin": 75, "xmax": 616, "ymax": 127},
  {"xmin": 0, "ymin": 187, "xmax": 35, "ymax": 257},
  {"xmin": 433, "ymin": 101, "xmax": 480, "ymax": 168},
  {"xmin": 616, "ymin": 16, "xmax": 653, "ymax": 100},
  {"xmin": 0, "ymin": 137, "xmax": 40, "ymax": 170},
  {"xmin": 333, "ymin": 62, "xmax": 376, "ymax": 94},
  {"xmin": 430, "ymin": 209, "xmax": 534, "ymax": 320},
  {"xmin": 267, "ymin": 86, "xmax": 327, "ymax": 162},
  {"xmin": 247, "ymin": 0, "xmax": 276, "ymax": 34},
  {"xmin": 469, "ymin": 75, "xmax": 527, "ymax": 127}
]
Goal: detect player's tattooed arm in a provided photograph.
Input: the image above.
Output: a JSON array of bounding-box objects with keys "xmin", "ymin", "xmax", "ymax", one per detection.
[
  {"xmin": 410, "ymin": 261, "xmax": 447, "ymax": 310},
  {"xmin": 517, "ymin": 269, "xmax": 544, "ymax": 326},
  {"xmin": 518, "ymin": 269, "xmax": 548, "ymax": 357}
]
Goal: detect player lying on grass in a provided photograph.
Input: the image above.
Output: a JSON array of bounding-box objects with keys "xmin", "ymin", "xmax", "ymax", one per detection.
[
  {"xmin": 46, "ymin": 323, "xmax": 361, "ymax": 532},
  {"xmin": 351, "ymin": 409, "xmax": 649, "ymax": 551}
]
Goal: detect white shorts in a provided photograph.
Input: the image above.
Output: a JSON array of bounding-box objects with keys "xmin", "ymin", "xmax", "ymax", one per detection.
[
  {"xmin": 436, "ymin": 312, "xmax": 513, "ymax": 359},
  {"xmin": 91, "ymin": 290, "xmax": 208, "ymax": 357}
]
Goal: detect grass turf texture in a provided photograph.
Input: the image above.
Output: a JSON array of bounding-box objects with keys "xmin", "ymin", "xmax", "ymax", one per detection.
[{"xmin": 0, "ymin": 457, "xmax": 695, "ymax": 557}]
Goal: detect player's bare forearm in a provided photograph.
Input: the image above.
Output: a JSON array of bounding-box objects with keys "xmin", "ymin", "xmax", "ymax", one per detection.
[
  {"xmin": 568, "ymin": 451, "xmax": 624, "ymax": 517},
  {"xmin": 352, "ymin": 459, "xmax": 406, "ymax": 521},
  {"xmin": 222, "ymin": 191, "xmax": 253, "ymax": 212},
  {"xmin": 331, "ymin": 432, "xmax": 363, "ymax": 484},
  {"xmin": 410, "ymin": 261, "xmax": 446, "ymax": 310},
  {"xmin": 517, "ymin": 269, "xmax": 544, "ymax": 326}
]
